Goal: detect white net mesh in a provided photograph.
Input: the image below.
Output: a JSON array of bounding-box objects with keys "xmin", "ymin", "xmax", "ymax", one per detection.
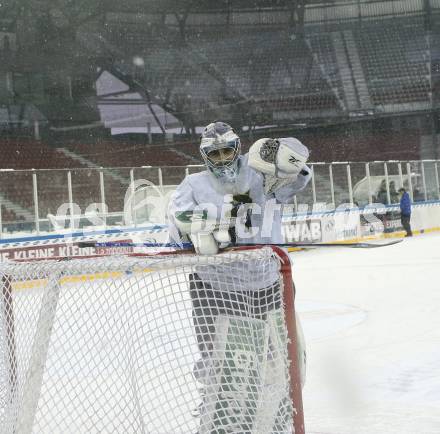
[{"xmin": 0, "ymin": 247, "xmax": 300, "ymax": 434}]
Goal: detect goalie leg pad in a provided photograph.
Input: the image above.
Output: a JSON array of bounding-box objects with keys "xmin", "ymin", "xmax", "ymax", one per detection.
[
  {"xmin": 189, "ymin": 273, "xmax": 282, "ymax": 355},
  {"xmin": 198, "ymin": 314, "xmax": 270, "ymax": 434},
  {"xmin": 189, "ymin": 275, "xmax": 299, "ymax": 433},
  {"xmin": 196, "ymin": 312, "xmax": 295, "ymax": 434}
]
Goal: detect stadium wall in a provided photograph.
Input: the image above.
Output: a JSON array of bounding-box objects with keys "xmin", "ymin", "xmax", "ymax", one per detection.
[{"xmin": 0, "ymin": 202, "xmax": 439, "ymax": 262}]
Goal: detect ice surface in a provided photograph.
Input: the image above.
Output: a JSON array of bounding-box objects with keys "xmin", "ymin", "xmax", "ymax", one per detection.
[
  {"xmin": 4, "ymin": 233, "xmax": 439, "ymax": 433},
  {"xmin": 293, "ymin": 233, "xmax": 440, "ymax": 434}
]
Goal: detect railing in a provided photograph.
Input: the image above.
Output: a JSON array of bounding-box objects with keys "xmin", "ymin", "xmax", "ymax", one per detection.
[
  {"xmin": 160, "ymin": 0, "xmax": 437, "ymax": 28},
  {"xmin": 0, "ymin": 160, "xmax": 439, "ymax": 237}
]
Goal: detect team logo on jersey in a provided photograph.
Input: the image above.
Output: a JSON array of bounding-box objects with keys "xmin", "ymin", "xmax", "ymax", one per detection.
[{"xmin": 175, "ymin": 210, "xmax": 208, "ymax": 223}]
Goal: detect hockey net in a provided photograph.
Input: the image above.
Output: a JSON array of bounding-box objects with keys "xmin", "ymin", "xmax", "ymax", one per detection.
[{"xmin": 0, "ymin": 246, "xmax": 304, "ymax": 434}]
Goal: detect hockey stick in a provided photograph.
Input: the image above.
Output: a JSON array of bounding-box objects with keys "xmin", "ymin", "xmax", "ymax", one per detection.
[{"xmin": 77, "ymin": 239, "xmax": 403, "ymax": 250}]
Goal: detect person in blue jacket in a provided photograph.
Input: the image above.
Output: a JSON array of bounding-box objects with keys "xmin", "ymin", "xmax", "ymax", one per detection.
[{"xmin": 398, "ymin": 188, "xmax": 413, "ymax": 237}]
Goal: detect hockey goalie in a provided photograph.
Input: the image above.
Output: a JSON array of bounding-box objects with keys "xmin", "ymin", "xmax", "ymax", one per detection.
[{"xmin": 167, "ymin": 122, "xmax": 310, "ymax": 434}]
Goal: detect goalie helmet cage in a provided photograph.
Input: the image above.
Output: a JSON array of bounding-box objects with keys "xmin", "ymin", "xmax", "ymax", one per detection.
[{"xmin": 0, "ymin": 246, "xmax": 304, "ymax": 434}]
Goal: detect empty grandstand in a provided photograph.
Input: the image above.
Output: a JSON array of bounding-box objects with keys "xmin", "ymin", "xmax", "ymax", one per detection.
[{"xmin": 0, "ymin": 0, "xmax": 439, "ymax": 233}]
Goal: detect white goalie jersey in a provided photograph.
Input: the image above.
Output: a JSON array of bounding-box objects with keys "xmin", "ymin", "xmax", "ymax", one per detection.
[{"xmin": 168, "ymin": 144, "xmax": 311, "ymax": 246}]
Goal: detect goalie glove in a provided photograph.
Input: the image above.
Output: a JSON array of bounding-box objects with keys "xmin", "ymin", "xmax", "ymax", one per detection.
[
  {"xmin": 173, "ymin": 210, "xmax": 231, "ymax": 255},
  {"xmin": 248, "ymin": 137, "xmax": 309, "ymax": 194},
  {"xmin": 249, "ymin": 137, "xmax": 309, "ymax": 178}
]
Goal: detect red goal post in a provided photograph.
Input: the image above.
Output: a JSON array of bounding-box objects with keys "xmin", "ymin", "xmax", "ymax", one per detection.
[{"xmin": 0, "ymin": 246, "xmax": 304, "ymax": 434}]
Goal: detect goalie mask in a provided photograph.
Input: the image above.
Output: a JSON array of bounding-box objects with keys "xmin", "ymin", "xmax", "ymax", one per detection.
[{"xmin": 200, "ymin": 122, "xmax": 241, "ymax": 182}]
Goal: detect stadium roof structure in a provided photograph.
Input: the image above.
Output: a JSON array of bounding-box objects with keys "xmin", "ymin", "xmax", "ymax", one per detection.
[{"xmin": 0, "ymin": 0, "xmax": 438, "ymax": 135}]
